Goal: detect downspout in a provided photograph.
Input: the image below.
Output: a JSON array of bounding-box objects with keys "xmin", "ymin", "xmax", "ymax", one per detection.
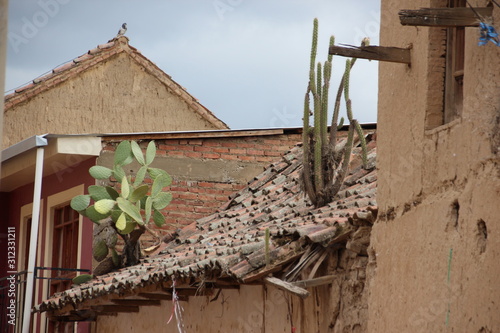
[
  {"xmin": 22, "ymin": 136, "xmax": 48, "ymax": 333},
  {"xmin": 0, "ymin": 0, "xmax": 7, "ymax": 153}
]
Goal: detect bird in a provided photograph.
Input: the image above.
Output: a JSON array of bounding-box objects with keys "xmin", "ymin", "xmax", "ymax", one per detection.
[{"xmin": 116, "ymin": 23, "xmax": 127, "ymax": 38}]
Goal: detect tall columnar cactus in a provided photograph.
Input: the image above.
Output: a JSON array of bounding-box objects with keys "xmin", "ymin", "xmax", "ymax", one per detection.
[
  {"xmin": 301, "ymin": 19, "xmax": 368, "ymax": 208},
  {"xmin": 71, "ymin": 140, "xmax": 172, "ymax": 270}
]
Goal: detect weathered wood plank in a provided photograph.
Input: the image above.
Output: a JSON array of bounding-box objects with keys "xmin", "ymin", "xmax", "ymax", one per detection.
[
  {"xmin": 292, "ymin": 275, "xmax": 336, "ymax": 289},
  {"xmin": 111, "ymin": 299, "xmax": 161, "ymax": 306},
  {"xmin": 329, "ymin": 45, "xmax": 411, "ymax": 64},
  {"xmin": 263, "ymin": 276, "xmax": 310, "ymax": 299},
  {"xmin": 137, "ymin": 292, "xmax": 171, "ymax": 300},
  {"xmin": 399, "ymin": 7, "xmax": 492, "ymax": 27},
  {"xmin": 91, "ymin": 305, "xmax": 139, "ymax": 313},
  {"xmin": 104, "ymin": 129, "xmax": 284, "ymax": 141},
  {"xmin": 53, "ymin": 310, "xmax": 98, "ymax": 322}
]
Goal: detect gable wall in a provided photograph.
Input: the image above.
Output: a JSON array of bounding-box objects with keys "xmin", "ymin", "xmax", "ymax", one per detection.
[
  {"xmin": 4, "ymin": 52, "xmax": 222, "ymax": 147},
  {"xmin": 369, "ymin": 1, "xmax": 500, "ymax": 331}
]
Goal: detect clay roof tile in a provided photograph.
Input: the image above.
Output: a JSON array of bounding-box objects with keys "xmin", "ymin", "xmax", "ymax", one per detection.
[{"xmin": 35, "ymin": 133, "xmax": 377, "ymax": 313}]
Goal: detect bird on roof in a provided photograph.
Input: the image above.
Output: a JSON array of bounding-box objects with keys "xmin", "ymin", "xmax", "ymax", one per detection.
[{"xmin": 116, "ymin": 23, "xmax": 127, "ymax": 38}]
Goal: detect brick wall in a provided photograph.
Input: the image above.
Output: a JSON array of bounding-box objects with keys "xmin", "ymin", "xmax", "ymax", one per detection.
[
  {"xmin": 101, "ymin": 131, "xmax": 302, "ymax": 232},
  {"xmin": 155, "ymin": 136, "xmax": 296, "ymax": 163}
]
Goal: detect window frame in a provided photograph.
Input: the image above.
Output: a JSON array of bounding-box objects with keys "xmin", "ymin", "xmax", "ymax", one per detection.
[{"xmin": 444, "ymin": 0, "xmax": 466, "ymax": 123}]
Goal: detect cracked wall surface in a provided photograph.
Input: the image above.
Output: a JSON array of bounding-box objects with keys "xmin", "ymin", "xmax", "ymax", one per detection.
[{"xmin": 369, "ymin": 0, "xmax": 500, "ymax": 332}]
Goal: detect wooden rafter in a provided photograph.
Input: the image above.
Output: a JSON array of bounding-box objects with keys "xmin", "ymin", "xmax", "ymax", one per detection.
[
  {"xmin": 292, "ymin": 275, "xmax": 336, "ymax": 289},
  {"xmin": 137, "ymin": 292, "xmax": 171, "ymax": 300},
  {"xmin": 53, "ymin": 310, "xmax": 97, "ymax": 322},
  {"xmin": 112, "ymin": 299, "xmax": 162, "ymax": 306},
  {"xmin": 399, "ymin": 7, "xmax": 493, "ymax": 27},
  {"xmin": 91, "ymin": 305, "xmax": 139, "ymax": 313},
  {"xmin": 263, "ymin": 277, "xmax": 310, "ymax": 299},
  {"xmin": 329, "ymin": 45, "xmax": 411, "ymax": 65}
]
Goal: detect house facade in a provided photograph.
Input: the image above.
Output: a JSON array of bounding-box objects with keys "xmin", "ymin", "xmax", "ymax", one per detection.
[
  {"xmin": 0, "ymin": 128, "xmax": 305, "ymax": 332},
  {"xmin": 0, "ymin": 135, "xmax": 101, "ymax": 333},
  {"xmin": 34, "ymin": 131, "xmax": 377, "ymax": 332},
  {"xmin": 3, "ymin": 36, "xmax": 228, "ymax": 148},
  {"xmin": 368, "ymin": 0, "xmax": 500, "ymax": 332}
]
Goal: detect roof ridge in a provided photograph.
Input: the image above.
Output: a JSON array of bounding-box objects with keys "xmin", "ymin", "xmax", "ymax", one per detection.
[
  {"xmin": 4, "ymin": 38, "xmax": 125, "ymax": 107},
  {"xmin": 4, "ymin": 37, "xmax": 228, "ymax": 129}
]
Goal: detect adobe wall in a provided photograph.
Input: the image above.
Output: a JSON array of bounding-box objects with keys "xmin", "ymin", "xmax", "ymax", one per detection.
[
  {"xmin": 369, "ymin": 1, "xmax": 500, "ymax": 332},
  {"xmin": 3, "ymin": 52, "xmax": 221, "ymax": 147},
  {"xmin": 91, "ymin": 244, "xmax": 369, "ymax": 332}
]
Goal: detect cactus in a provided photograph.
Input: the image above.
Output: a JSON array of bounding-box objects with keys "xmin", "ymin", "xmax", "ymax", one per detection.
[
  {"xmin": 265, "ymin": 228, "xmax": 270, "ymax": 267},
  {"xmin": 301, "ymin": 19, "xmax": 368, "ymax": 208},
  {"xmin": 71, "ymin": 140, "xmax": 172, "ymax": 269}
]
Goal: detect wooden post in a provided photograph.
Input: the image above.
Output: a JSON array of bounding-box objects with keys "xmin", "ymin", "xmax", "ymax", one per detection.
[
  {"xmin": 329, "ymin": 45, "xmax": 411, "ymax": 65},
  {"xmin": 263, "ymin": 276, "xmax": 310, "ymax": 299}
]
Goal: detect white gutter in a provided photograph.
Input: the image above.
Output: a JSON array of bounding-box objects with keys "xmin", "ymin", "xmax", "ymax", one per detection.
[
  {"xmin": 22, "ymin": 135, "xmax": 48, "ymax": 333},
  {"xmin": 0, "ymin": 0, "xmax": 9, "ymax": 162}
]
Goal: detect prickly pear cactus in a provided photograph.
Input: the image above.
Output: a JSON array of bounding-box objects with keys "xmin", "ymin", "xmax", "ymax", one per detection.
[{"xmin": 71, "ymin": 140, "xmax": 172, "ymax": 272}]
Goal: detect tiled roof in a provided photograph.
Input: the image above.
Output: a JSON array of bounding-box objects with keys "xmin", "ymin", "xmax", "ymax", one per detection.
[
  {"xmin": 35, "ymin": 133, "xmax": 377, "ymax": 313},
  {"xmin": 4, "ymin": 37, "xmax": 228, "ymax": 130}
]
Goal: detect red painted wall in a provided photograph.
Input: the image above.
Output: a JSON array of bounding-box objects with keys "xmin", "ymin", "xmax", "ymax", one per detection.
[{"xmin": 0, "ymin": 156, "xmax": 96, "ymax": 333}]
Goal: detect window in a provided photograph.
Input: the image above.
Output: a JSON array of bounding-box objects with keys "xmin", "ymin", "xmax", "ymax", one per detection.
[
  {"xmin": 425, "ymin": 0, "xmax": 466, "ymax": 130},
  {"xmin": 50, "ymin": 204, "xmax": 80, "ymax": 295},
  {"xmin": 21, "ymin": 217, "xmax": 32, "ymax": 271},
  {"xmin": 444, "ymin": 0, "xmax": 466, "ymax": 123},
  {"xmin": 43, "ymin": 186, "xmax": 85, "ymax": 333}
]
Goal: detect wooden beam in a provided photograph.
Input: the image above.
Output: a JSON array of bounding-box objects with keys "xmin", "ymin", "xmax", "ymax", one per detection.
[
  {"xmin": 292, "ymin": 275, "xmax": 336, "ymax": 289},
  {"xmin": 52, "ymin": 311, "xmax": 98, "ymax": 322},
  {"xmin": 213, "ymin": 278, "xmax": 240, "ymax": 286},
  {"xmin": 112, "ymin": 299, "xmax": 161, "ymax": 307},
  {"xmin": 69, "ymin": 309, "xmax": 98, "ymax": 321},
  {"xmin": 399, "ymin": 7, "xmax": 492, "ymax": 27},
  {"xmin": 329, "ymin": 45, "xmax": 411, "ymax": 65},
  {"xmin": 91, "ymin": 305, "xmax": 139, "ymax": 313},
  {"xmin": 263, "ymin": 277, "xmax": 310, "ymax": 299},
  {"xmin": 104, "ymin": 129, "xmax": 284, "ymax": 142},
  {"xmin": 138, "ymin": 292, "xmax": 171, "ymax": 300},
  {"xmin": 163, "ymin": 288, "xmax": 216, "ymax": 297},
  {"xmin": 214, "ymin": 284, "xmax": 240, "ymax": 290},
  {"xmin": 51, "ymin": 315, "xmax": 90, "ymax": 322}
]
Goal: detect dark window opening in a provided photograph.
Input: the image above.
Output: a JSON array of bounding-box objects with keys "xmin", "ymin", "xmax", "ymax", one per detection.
[
  {"xmin": 444, "ymin": 0, "xmax": 466, "ymax": 123},
  {"xmin": 50, "ymin": 204, "xmax": 79, "ymax": 295}
]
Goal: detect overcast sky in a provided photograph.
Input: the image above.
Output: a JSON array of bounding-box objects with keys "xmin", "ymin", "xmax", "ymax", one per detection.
[{"xmin": 5, "ymin": 1, "xmax": 380, "ymax": 130}]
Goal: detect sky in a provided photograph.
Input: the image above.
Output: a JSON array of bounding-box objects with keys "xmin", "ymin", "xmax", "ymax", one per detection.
[{"xmin": 5, "ymin": 1, "xmax": 381, "ymax": 130}]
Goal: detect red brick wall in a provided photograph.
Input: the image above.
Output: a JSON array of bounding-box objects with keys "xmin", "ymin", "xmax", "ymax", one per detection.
[
  {"xmin": 156, "ymin": 136, "xmax": 296, "ymax": 163},
  {"xmin": 166, "ymin": 180, "xmax": 245, "ymax": 228},
  {"xmin": 102, "ymin": 132, "xmax": 302, "ymax": 231}
]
